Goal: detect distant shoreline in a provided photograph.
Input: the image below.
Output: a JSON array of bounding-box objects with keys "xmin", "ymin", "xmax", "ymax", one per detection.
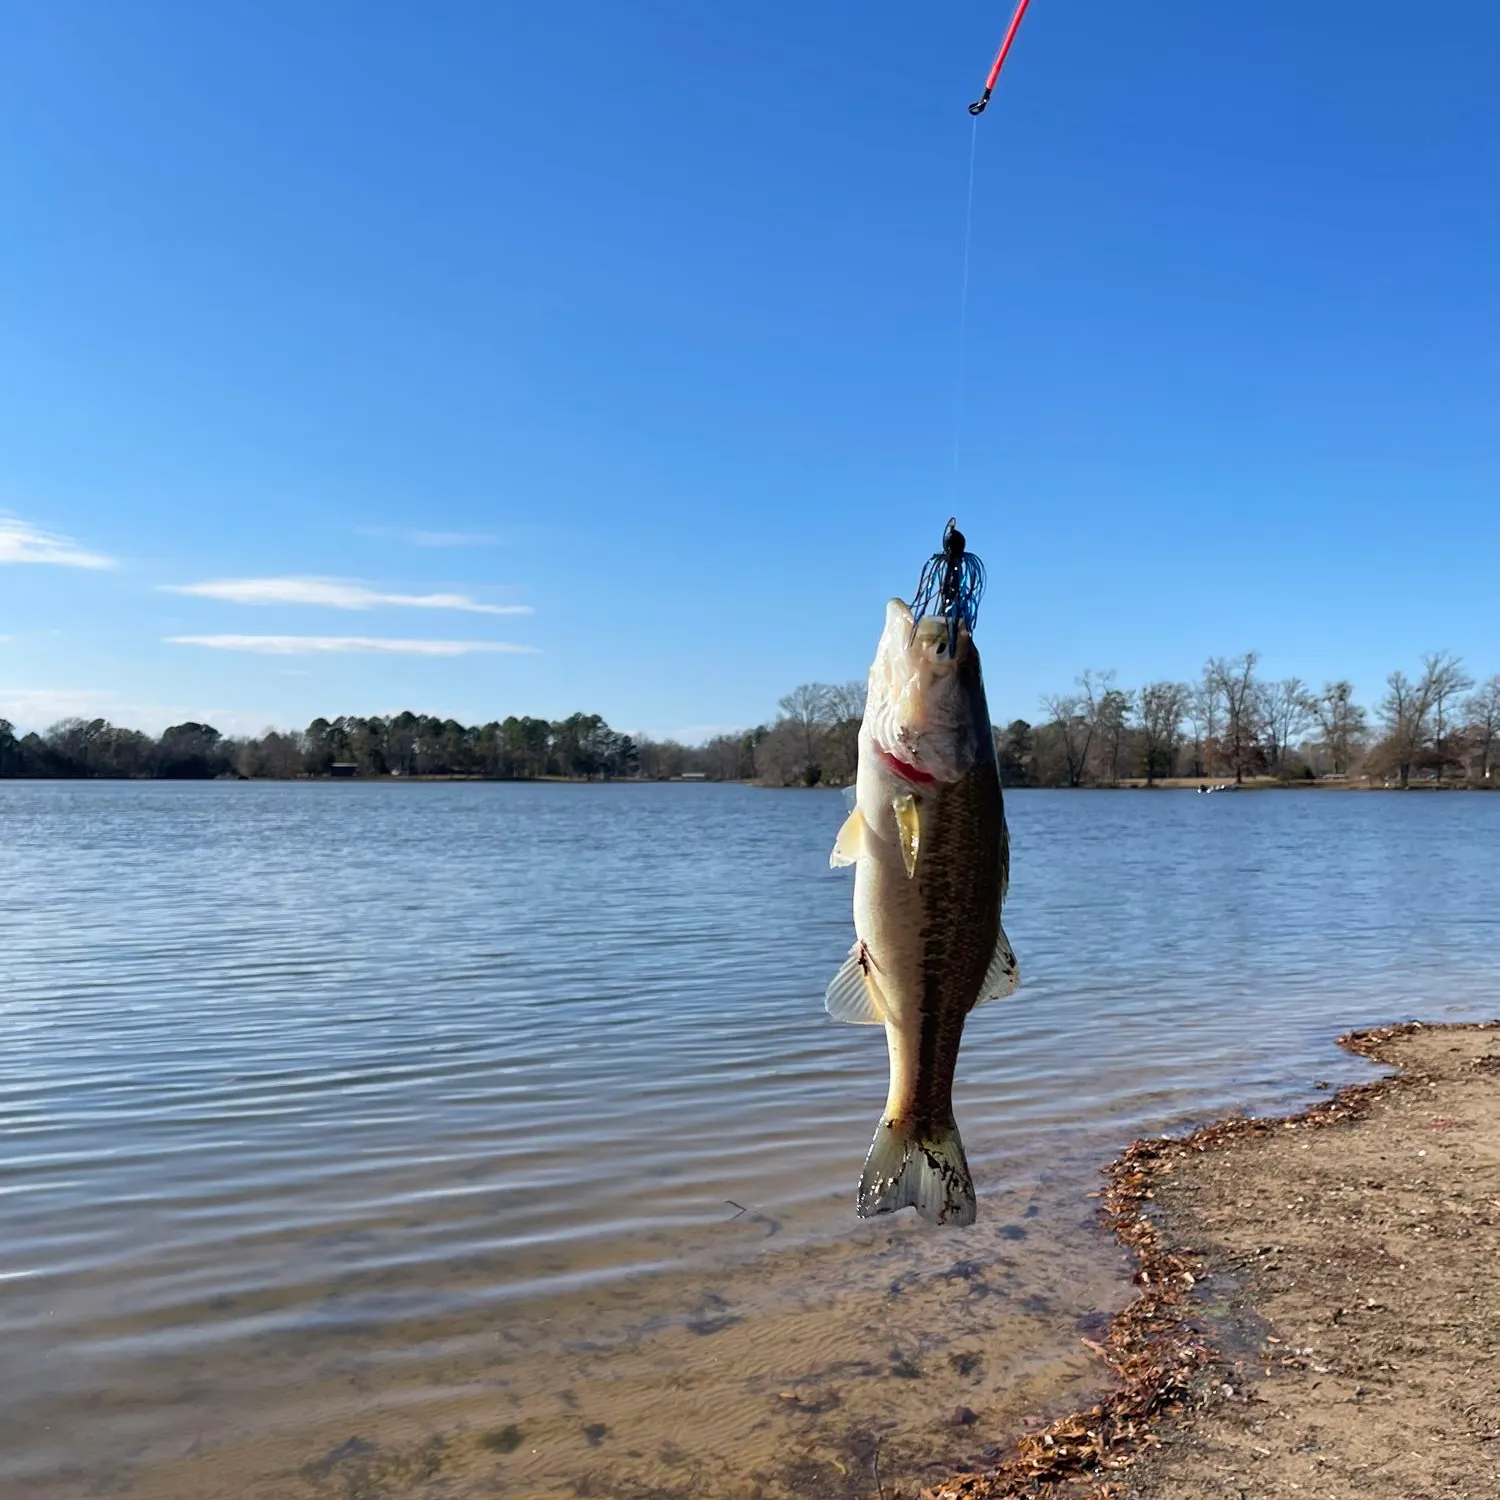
[
  {"xmin": 9, "ymin": 680, "xmax": 1495, "ymax": 789},
  {"xmin": 1074, "ymin": 775, "xmax": 1496, "ymax": 792},
  {"xmin": 4, "ymin": 771, "xmax": 1493, "ymax": 791}
]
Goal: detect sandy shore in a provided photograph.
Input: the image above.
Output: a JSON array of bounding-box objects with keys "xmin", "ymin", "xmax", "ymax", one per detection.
[{"xmin": 925, "ymin": 1020, "xmax": 1500, "ymax": 1500}]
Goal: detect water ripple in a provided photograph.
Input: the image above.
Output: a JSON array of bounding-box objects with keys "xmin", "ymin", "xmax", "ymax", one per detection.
[{"xmin": 2, "ymin": 782, "xmax": 1497, "ymax": 1497}]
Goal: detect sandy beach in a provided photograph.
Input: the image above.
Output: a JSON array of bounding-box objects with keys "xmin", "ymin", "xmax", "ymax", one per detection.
[{"xmin": 927, "ymin": 1020, "xmax": 1500, "ymax": 1500}]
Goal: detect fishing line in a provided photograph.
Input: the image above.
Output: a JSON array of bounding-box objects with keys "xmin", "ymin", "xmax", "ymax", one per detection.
[
  {"xmin": 917, "ymin": 3, "xmax": 1036, "ymax": 638},
  {"xmin": 951, "ymin": 114, "xmax": 980, "ymax": 495},
  {"xmin": 949, "ymin": 0, "xmax": 1034, "ymax": 497}
]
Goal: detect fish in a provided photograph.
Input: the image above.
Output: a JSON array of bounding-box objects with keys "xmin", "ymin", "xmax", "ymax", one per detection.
[{"xmin": 826, "ymin": 596, "xmax": 1019, "ymax": 1227}]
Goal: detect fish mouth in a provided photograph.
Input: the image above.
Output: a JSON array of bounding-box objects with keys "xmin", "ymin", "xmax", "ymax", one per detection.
[{"xmin": 875, "ymin": 745, "xmax": 937, "ymax": 786}]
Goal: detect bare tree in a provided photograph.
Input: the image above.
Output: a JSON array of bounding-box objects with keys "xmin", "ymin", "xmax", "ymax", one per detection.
[
  {"xmin": 1378, "ymin": 670, "xmax": 1434, "ymax": 789},
  {"xmin": 1464, "ymin": 675, "xmax": 1500, "ymax": 783},
  {"xmin": 701, "ymin": 731, "xmax": 759, "ymax": 782},
  {"xmin": 825, "ymin": 680, "xmax": 866, "ymax": 723},
  {"xmin": 822, "ymin": 680, "xmax": 867, "ymax": 785},
  {"xmin": 1039, "ymin": 693, "xmax": 1092, "ymax": 787},
  {"xmin": 1312, "ymin": 682, "xmax": 1366, "ymax": 776},
  {"xmin": 635, "ymin": 736, "xmax": 686, "ymax": 781},
  {"xmin": 1204, "ymin": 653, "xmax": 1263, "ymax": 784},
  {"xmin": 1078, "ymin": 670, "xmax": 1105, "ymax": 767},
  {"xmin": 777, "ymin": 683, "xmax": 833, "ymax": 776},
  {"xmin": 1137, "ymin": 682, "xmax": 1187, "ymax": 784},
  {"xmin": 1184, "ymin": 682, "xmax": 1220, "ymax": 778},
  {"xmin": 1420, "ymin": 651, "xmax": 1473, "ymax": 785},
  {"xmin": 1259, "ymin": 678, "xmax": 1314, "ymax": 777},
  {"xmin": 754, "ymin": 720, "xmax": 815, "ymax": 786},
  {"xmin": 1097, "ymin": 685, "xmax": 1131, "ymax": 785}
]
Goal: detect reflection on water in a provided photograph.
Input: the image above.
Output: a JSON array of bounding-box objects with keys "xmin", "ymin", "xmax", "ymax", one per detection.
[{"xmin": 2, "ymin": 783, "xmax": 1496, "ymax": 1497}]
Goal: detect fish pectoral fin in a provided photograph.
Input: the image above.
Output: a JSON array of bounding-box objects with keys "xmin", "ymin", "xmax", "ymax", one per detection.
[
  {"xmin": 892, "ymin": 792, "xmax": 920, "ymax": 878},
  {"xmin": 824, "ymin": 942, "xmax": 888, "ymax": 1024},
  {"xmin": 858, "ymin": 1118, "xmax": 976, "ymax": 1228},
  {"xmin": 828, "ymin": 807, "xmax": 867, "ymax": 869},
  {"xmin": 974, "ymin": 920, "xmax": 1020, "ymax": 1004}
]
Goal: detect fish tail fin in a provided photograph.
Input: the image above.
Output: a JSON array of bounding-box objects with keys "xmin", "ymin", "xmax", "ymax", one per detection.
[{"xmin": 857, "ymin": 1117, "xmax": 977, "ymax": 1228}]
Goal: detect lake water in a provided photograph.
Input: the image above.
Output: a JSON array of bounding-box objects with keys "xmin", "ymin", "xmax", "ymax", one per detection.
[{"xmin": 2, "ymin": 782, "xmax": 1497, "ymax": 1499}]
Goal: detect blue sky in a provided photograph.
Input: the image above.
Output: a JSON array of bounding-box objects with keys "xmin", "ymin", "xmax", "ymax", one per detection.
[{"xmin": 2, "ymin": 1, "xmax": 1495, "ymax": 739}]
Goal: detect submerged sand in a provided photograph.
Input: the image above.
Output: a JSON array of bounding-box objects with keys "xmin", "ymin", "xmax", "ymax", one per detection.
[
  {"xmin": 927, "ymin": 1020, "xmax": 1500, "ymax": 1500},
  {"xmin": 13, "ymin": 1024, "xmax": 1496, "ymax": 1499},
  {"xmin": 3, "ymin": 1175, "xmax": 1130, "ymax": 1500}
]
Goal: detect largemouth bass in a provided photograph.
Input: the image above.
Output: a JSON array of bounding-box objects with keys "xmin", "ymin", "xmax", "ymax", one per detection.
[{"xmin": 827, "ymin": 597, "xmax": 1019, "ymax": 1227}]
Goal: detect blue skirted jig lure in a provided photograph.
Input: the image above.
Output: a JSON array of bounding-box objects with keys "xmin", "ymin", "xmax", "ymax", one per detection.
[{"xmin": 910, "ymin": 518, "xmax": 986, "ymax": 658}]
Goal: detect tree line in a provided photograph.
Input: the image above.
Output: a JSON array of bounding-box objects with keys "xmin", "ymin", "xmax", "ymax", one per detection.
[
  {"xmin": 0, "ymin": 708, "xmax": 770, "ymax": 782},
  {"xmin": 1, "ymin": 712, "xmax": 666, "ymax": 781},
  {"xmin": 3, "ymin": 652, "xmax": 1495, "ymax": 788},
  {"xmin": 747, "ymin": 654, "xmax": 1498, "ymax": 791},
  {"xmin": 1001, "ymin": 652, "xmax": 1498, "ymax": 789}
]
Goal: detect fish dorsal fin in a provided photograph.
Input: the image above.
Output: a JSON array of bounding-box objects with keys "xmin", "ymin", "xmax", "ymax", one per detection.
[
  {"xmin": 974, "ymin": 920, "xmax": 1020, "ymax": 1005},
  {"xmin": 828, "ymin": 807, "xmax": 866, "ymax": 869},
  {"xmin": 892, "ymin": 792, "xmax": 919, "ymax": 878},
  {"xmin": 825, "ymin": 941, "xmax": 888, "ymax": 1024}
]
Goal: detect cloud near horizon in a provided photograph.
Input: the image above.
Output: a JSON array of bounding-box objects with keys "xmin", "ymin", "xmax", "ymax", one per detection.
[
  {"xmin": 0, "ymin": 687, "xmax": 282, "ymax": 737},
  {"xmin": 0, "ymin": 516, "xmax": 115, "ymax": 569},
  {"xmin": 639, "ymin": 722, "xmax": 749, "ymax": 744},
  {"xmin": 0, "ymin": 687, "xmax": 121, "ymax": 724},
  {"xmin": 167, "ymin": 635, "xmax": 536, "ymax": 656},
  {"xmin": 162, "ymin": 576, "xmax": 531, "ymax": 615}
]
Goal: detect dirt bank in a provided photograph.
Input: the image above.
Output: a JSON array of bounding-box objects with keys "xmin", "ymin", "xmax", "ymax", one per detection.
[{"xmin": 924, "ymin": 1020, "xmax": 1500, "ymax": 1500}]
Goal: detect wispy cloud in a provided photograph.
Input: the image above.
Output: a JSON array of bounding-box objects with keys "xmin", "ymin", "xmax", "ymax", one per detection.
[
  {"xmin": 0, "ymin": 687, "xmax": 118, "ymax": 724},
  {"xmin": 638, "ymin": 723, "xmax": 747, "ymax": 745},
  {"xmin": 0, "ymin": 688, "xmax": 285, "ymax": 736},
  {"xmin": 167, "ymin": 635, "xmax": 536, "ymax": 656},
  {"xmin": 0, "ymin": 515, "xmax": 115, "ymax": 569},
  {"xmin": 356, "ymin": 526, "xmax": 502, "ymax": 548},
  {"xmin": 162, "ymin": 576, "xmax": 531, "ymax": 615}
]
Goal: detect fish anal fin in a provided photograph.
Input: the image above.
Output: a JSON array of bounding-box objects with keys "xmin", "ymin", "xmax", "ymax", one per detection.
[
  {"xmin": 829, "ymin": 807, "xmax": 867, "ymax": 869},
  {"xmin": 824, "ymin": 941, "xmax": 887, "ymax": 1025},
  {"xmin": 974, "ymin": 920, "xmax": 1020, "ymax": 1005}
]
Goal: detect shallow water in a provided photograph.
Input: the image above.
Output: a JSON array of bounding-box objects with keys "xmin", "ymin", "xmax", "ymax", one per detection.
[{"xmin": 2, "ymin": 782, "xmax": 1497, "ymax": 1498}]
